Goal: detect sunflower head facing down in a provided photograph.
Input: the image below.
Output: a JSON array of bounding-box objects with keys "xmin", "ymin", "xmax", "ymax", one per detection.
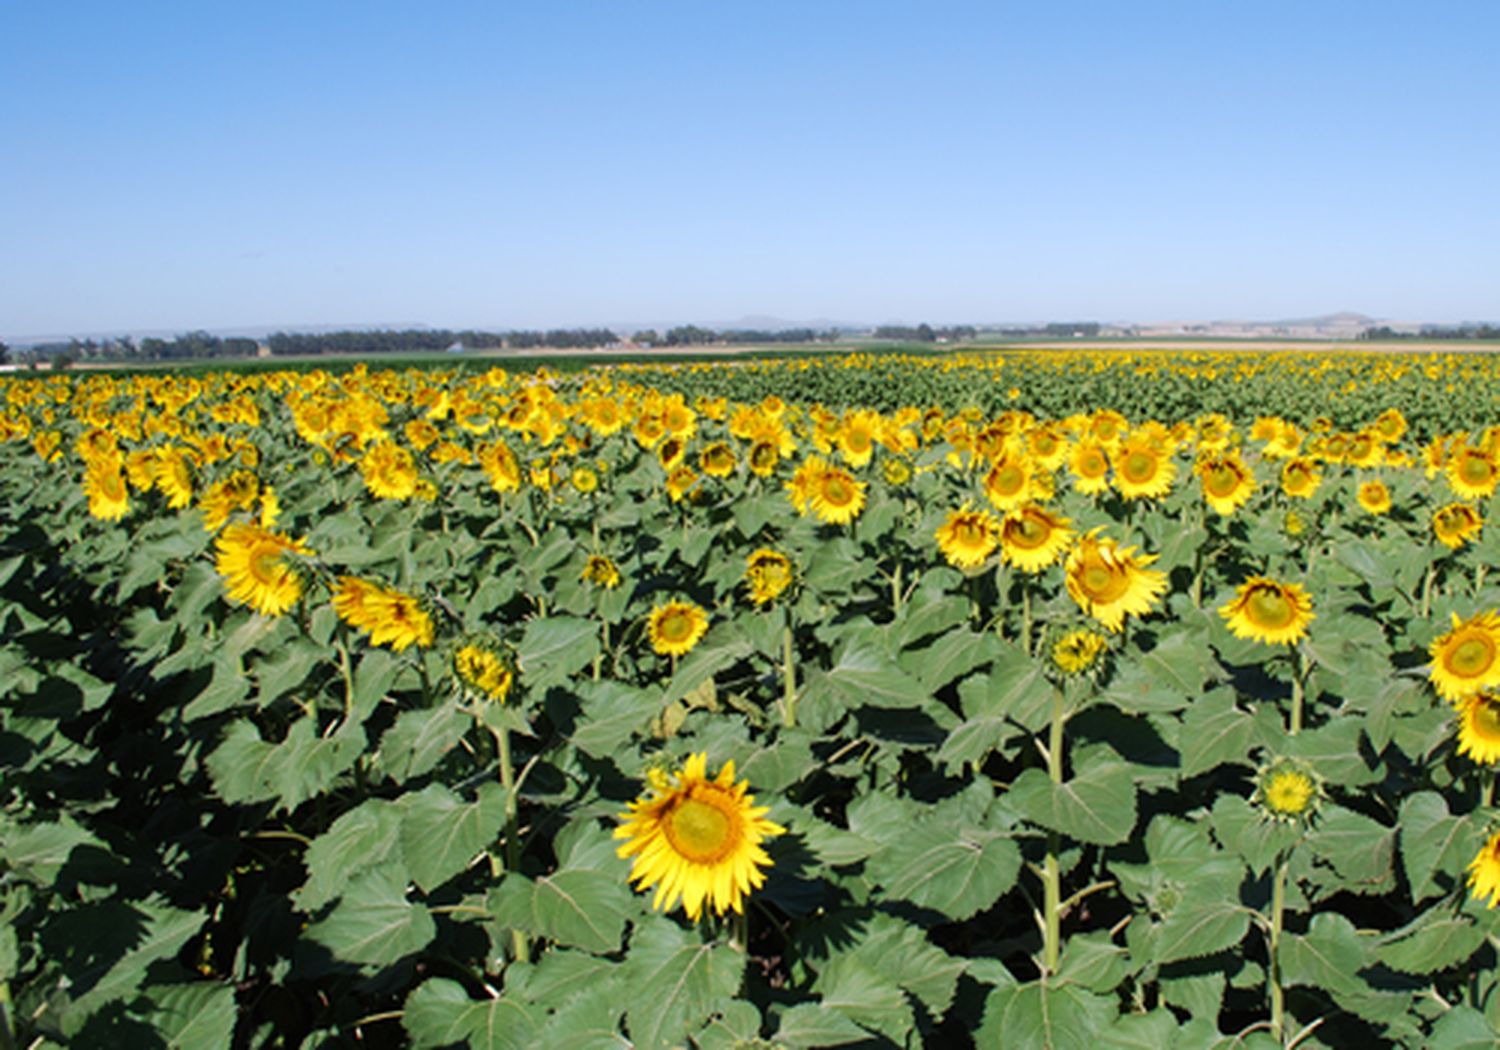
[
  {"xmin": 453, "ymin": 642, "xmax": 514, "ymax": 703},
  {"xmin": 935, "ymin": 505, "xmax": 1001, "ymax": 570},
  {"xmin": 744, "ymin": 549, "xmax": 794, "ymax": 605},
  {"xmin": 1064, "ymin": 528, "xmax": 1167, "ymax": 633},
  {"xmin": 1429, "ymin": 610, "xmax": 1500, "ymax": 703},
  {"xmin": 1219, "ymin": 577, "xmax": 1315, "ymax": 647},
  {"xmin": 614, "ymin": 753, "xmax": 786, "ymax": 921},
  {"xmin": 581, "ymin": 554, "xmax": 622, "ymax": 589},
  {"xmin": 1050, "ymin": 628, "xmax": 1108, "ymax": 676},
  {"xmin": 648, "ymin": 600, "xmax": 709, "ymax": 657}
]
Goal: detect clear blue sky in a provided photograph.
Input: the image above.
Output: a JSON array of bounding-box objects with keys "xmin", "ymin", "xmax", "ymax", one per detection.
[{"xmin": 3, "ymin": 1, "xmax": 1497, "ymax": 338}]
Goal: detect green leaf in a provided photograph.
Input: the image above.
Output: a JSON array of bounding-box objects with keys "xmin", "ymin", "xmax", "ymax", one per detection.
[
  {"xmin": 812, "ymin": 636, "xmax": 928, "ymax": 707},
  {"xmin": 976, "ymin": 980, "xmax": 1114, "ymax": 1050},
  {"xmin": 0, "ymin": 814, "xmax": 104, "ymax": 884},
  {"xmin": 1284, "ymin": 714, "xmax": 1375, "ymax": 786},
  {"xmin": 1154, "ymin": 897, "xmax": 1250, "ymax": 964},
  {"xmin": 1097, "ymin": 1010, "xmax": 1181, "ymax": 1048},
  {"xmin": 1308, "ymin": 804, "xmax": 1395, "ymax": 894},
  {"xmin": 1428, "ymin": 1005, "xmax": 1500, "ymax": 1050},
  {"xmin": 404, "ymin": 977, "xmax": 538, "ymax": 1050},
  {"xmin": 903, "ymin": 628, "xmax": 1000, "ymax": 692},
  {"xmin": 205, "ymin": 716, "xmax": 365, "ymax": 813},
  {"xmin": 145, "ymin": 982, "xmax": 238, "ymax": 1050},
  {"xmin": 843, "ymin": 913, "xmax": 969, "ymax": 1017},
  {"xmin": 1377, "ymin": 909, "xmax": 1486, "ymax": 975},
  {"xmin": 1178, "ymin": 691, "xmax": 1255, "ymax": 778},
  {"xmin": 571, "ymin": 680, "xmax": 661, "ymax": 757},
  {"xmin": 1208, "ymin": 794, "xmax": 1301, "ymax": 877},
  {"xmin": 488, "ymin": 868, "xmax": 632, "ymax": 954},
  {"xmin": 1399, "ymin": 791, "xmax": 1476, "ymax": 903},
  {"xmin": 294, "ymin": 798, "xmax": 404, "ymax": 913},
  {"xmin": 693, "ymin": 1001, "xmax": 763, "ymax": 1050},
  {"xmin": 1007, "ymin": 761, "xmax": 1138, "ymax": 846},
  {"xmin": 623, "ymin": 921, "xmax": 743, "ymax": 1050},
  {"xmin": 400, "ymin": 782, "xmax": 507, "ymax": 893},
  {"xmin": 59, "ymin": 899, "xmax": 206, "ymax": 1023},
  {"xmin": 661, "ymin": 622, "xmax": 752, "ymax": 706},
  {"xmin": 378, "ymin": 701, "xmax": 470, "ymax": 783},
  {"xmin": 772, "ymin": 1002, "xmax": 870, "ymax": 1049},
  {"xmin": 304, "ymin": 866, "xmax": 435, "ymax": 967},
  {"xmin": 813, "ymin": 954, "xmax": 914, "ymax": 1044},
  {"xmin": 1057, "ymin": 931, "xmax": 1133, "ymax": 993},
  {"xmin": 1279, "ymin": 912, "xmax": 1367, "ymax": 997},
  {"xmin": 868, "ymin": 817, "xmax": 1021, "ymax": 921},
  {"xmin": 517, "ymin": 616, "xmax": 601, "ymax": 690}
]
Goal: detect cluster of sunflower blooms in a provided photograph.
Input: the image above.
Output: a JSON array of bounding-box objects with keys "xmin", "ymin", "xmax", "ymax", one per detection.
[{"xmin": 1426, "ymin": 609, "xmax": 1500, "ymax": 908}]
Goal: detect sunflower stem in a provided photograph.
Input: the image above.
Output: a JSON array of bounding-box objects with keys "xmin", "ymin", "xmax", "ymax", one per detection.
[
  {"xmin": 493, "ymin": 725, "xmax": 530, "ymax": 964},
  {"xmin": 781, "ymin": 623, "xmax": 798, "ymax": 728},
  {"xmin": 1042, "ymin": 685, "xmax": 1066, "ymax": 974},
  {"xmin": 1421, "ymin": 561, "xmax": 1435, "ymax": 619},
  {"xmin": 1289, "ymin": 646, "xmax": 1306, "ymax": 736},
  {"xmin": 1021, "ymin": 581, "xmax": 1033, "ymax": 656},
  {"xmin": 0, "ymin": 980, "xmax": 16, "ymax": 1050},
  {"xmin": 594, "ymin": 621, "xmax": 608, "ymax": 681},
  {"xmin": 1477, "ymin": 561, "xmax": 1488, "ymax": 598},
  {"xmin": 890, "ymin": 562, "xmax": 903, "ymax": 615},
  {"xmin": 729, "ymin": 911, "xmax": 749, "ymax": 954},
  {"xmin": 1268, "ymin": 852, "xmax": 1289, "ymax": 1044}
]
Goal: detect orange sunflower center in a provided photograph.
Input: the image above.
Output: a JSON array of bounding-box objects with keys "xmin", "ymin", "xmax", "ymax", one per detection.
[
  {"xmin": 1447, "ymin": 633, "xmax": 1496, "ymax": 680},
  {"xmin": 249, "ymin": 543, "xmax": 285, "ymax": 583},
  {"xmin": 658, "ymin": 609, "xmax": 697, "ymax": 644},
  {"xmin": 1205, "ymin": 464, "xmax": 1240, "ymax": 497},
  {"xmin": 1459, "ymin": 453, "xmax": 1495, "ymax": 486},
  {"xmin": 820, "ymin": 474, "xmax": 857, "ymax": 507},
  {"xmin": 1008, "ymin": 514, "xmax": 1050, "ymax": 549},
  {"xmin": 1079, "ymin": 558, "xmax": 1130, "ymax": 603},
  {"xmin": 1078, "ymin": 450, "xmax": 1107, "ymax": 477},
  {"xmin": 664, "ymin": 790, "xmax": 739, "ymax": 863},
  {"xmin": 1246, "ymin": 586, "xmax": 1296, "ymax": 629},
  {"xmin": 1121, "ymin": 450, "xmax": 1158, "ymax": 483},
  {"xmin": 991, "ymin": 465, "xmax": 1026, "ymax": 495}
]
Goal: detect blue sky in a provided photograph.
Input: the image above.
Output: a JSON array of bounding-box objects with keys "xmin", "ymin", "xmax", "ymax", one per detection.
[{"xmin": 3, "ymin": 1, "xmax": 1497, "ymax": 338}]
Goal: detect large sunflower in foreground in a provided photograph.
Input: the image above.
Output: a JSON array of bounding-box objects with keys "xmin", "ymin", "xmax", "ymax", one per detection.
[
  {"xmin": 1429, "ymin": 610, "xmax": 1500, "ymax": 703},
  {"xmin": 1064, "ymin": 528, "xmax": 1167, "ymax": 632},
  {"xmin": 1448, "ymin": 446, "xmax": 1500, "ymax": 500},
  {"xmin": 648, "ymin": 600, "xmax": 709, "ymax": 657},
  {"xmin": 615, "ymin": 753, "xmax": 785, "ymax": 921},
  {"xmin": 1219, "ymin": 577, "xmax": 1315, "ymax": 646},
  {"xmin": 935, "ymin": 505, "xmax": 1000, "ymax": 569},
  {"xmin": 999, "ymin": 504, "xmax": 1074, "ymax": 573},
  {"xmin": 809, "ymin": 465, "xmax": 866, "ymax": 524},
  {"xmin": 1468, "ymin": 830, "xmax": 1500, "ymax": 908},
  {"xmin": 1456, "ymin": 693, "xmax": 1500, "ymax": 765},
  {"xmin": 1111, "ymin": 434, "xmax": 1176, "ymax": 500},
  {"xmin": 215, "ymin": 523, "xmax": 312, "ymax": 616}
]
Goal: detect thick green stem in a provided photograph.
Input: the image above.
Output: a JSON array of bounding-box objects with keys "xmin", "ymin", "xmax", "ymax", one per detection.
[
  {"xmin": 1021, "ymin": 583, "xmax": 1033, "ymax": 656},
  {"xmin": 890, "ymin": 562, "xmax": 903, "ymax": 614},
  {"xmin": 1289, "ymin": 647, "xmax": 1306, "ymax": 736},
  {"xmin": 1477, "ymin": 562, "xmax": 1488, "ymax": 597},
  {"xmin": 1421, "ymin": 561, "xmax": 1435, "ymax": 619},
  {"xmin": 1269, "ymin": 855, "xmax": 1288, "ymax": 1043},
  {"xmin": 781, "ymin": 623, "xmax": 798, "ymax": 728},
  {"xmin": 1042, "ymin": 686, "xmax": 1066, "ymax": 974},
  {"xmin": 593, "ymin": 621, "xmax": 608, "ymax": 681},
  {"xmin": 729, "ymin": 911, "xmax": 749, "ymax": 953},
  {"xmin": 494, "ymin": 726, "xmax": 530, "ymax": 963},
  {"xmin": 0, "ymin": 979, "xmax": 15, "ymax": 1050}
]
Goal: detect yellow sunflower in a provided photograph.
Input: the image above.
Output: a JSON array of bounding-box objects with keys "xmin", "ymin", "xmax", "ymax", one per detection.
[
  {"xmin": 1429, "ymin": 610, "xmax": 1500, "ymax": 703},
  {"xmin": 1064, "ymin": 528, "xmax": 1167, "ymax": 633},
  {"xmin": 665, "ymin": 465, "xmax": 699, "ymax": 503},
  {"xmin": 999, "ymin": 504, "xmax": 1074, "ymax": 573},
  {"xmin": 1051, "ymin": 629, "xmax": 1107, "ymax": 675},
  {"xmin": 581, "ymin": 554, "xmax": 622, "ymax": 589},
  {"xmin": 1280, "ymin": 457, "xmax": 1321, "ymax": 499},
  {"xmin": 809, "ymin": 465, "xmax": 866, "ymax": 524},
  {"xmin": 1356, "ymin": 479, "xmax": 1391, "ymax": 515},
  {"xmin": 648, "ymin": 600, "xmax": 709, "ymax": 657},
  {"xmin": 744, "ymin": 549, "xmax": 794, "ymax": 605},
  {"xmin": 748, "ymin": 439, "xmax": 781, "ymax": 477},
  {"xmin": 1111, "ymin": 435, "xmax": 1176, "ymax": 501},
  {"xmin": 215, "ymin": 523, "xmax": 311, "ymax": 617},
  {"xmin": 1456, "ymin": 693, "xmax": 1500, "ymax": 765},
  {"xmin": 453, "ymin": 643, "xmax": 514, "ymax": 702},
  {"xmin": 614, "ymin": 753, "xmax": 786, "ymax": 921},
  {"xmin": 1433, "ymin": 503, "xmax": 1483, "ymax": 550},
  {"xmin": 1196, "ymin": 452, "xmax": 1256, "ymax": 516},
  {"xmin": 982, "ymin": 452, "xmax": 1036, "ymax": 512},
  {"xmin": 360, "ymin": 440, "xmax": 419, "ymax": 500},
  {"xmin": 1448, "ymin": 446, "xmax": 1500, "ymax": 500},
  {"xmin": 699, "ymin": 441, "xmax": 737, "ymax": 478},
  {"xmin": 1469, "ymin": 830, "xmax": 1500, "ymax": 908},
  {"xmin": 882, "ymin": 457, "xmax": 912, "ymax": 486},
  {"xmin": 1219, "ymin": 577, "xmax": 1315, "ymax": 646},
  {"xmin": 935, "ymin": 505, "xmax": 1001, "ymax": 569},
  {"xmin": 83, "ymin": 462, "xmax": 131, "ymax": 521},
  {"xmin": 1255, "ymin": 759, "xmax": 1320, "ymax": 823},
  {"xmin": 1068, "ymin": 439, "xmax": 1112, "ymax": 495}
]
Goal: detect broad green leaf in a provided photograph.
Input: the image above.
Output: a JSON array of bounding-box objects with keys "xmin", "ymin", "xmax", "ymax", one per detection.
[
  {"xmin": 0, "ymin": 814, "xmax": 103, "ymax": 884},
  {"xmin": 773, "ymin": 1002, "xmax": 870, "ymax": 1049},
  {"xmin": 1208, "ymin": 794, "xmax": 1301, "ymax": 877},
  {"xmin": 1399, "ymin": 791, "xmax": 1475, "ymax": 903},
  {"xmin": 1308, "ymin": 804, "xmax": 1395, "ymax": 894},
  {"xmin": 1377, "ymin": 909, "xmax": 1486, "ymax": 975},
  {"xmin": 205, "ymin": 716, "xmax": 365, "ymax": 813},
  {"xmin": 623, "ymin": 921, "xmax": 743, "ymax": 1050},
  {"xmin": 812, "ymin": 637, "xmax": 928, "ymax": 707},
  {"xmin": 1279, "ymin": 912, "xmax": 1367, "ymax": 997},
  {"xmin": 661, "ymin": 622, "xmax": 752, "ymax": 706},
  {"xmin": 378, "ymin": 701, "xmax": 469, "ymax": 783},
  {"xmin": 1178, "ymin": 691, "xmax": 1255, "ymax": 778},
  {"xmin": 1057, "ymin": 931, "xmax": 1133, "ymax": 993},
  {"xmin": 62, "ymin": 899, "xmax": 207, "ymax": 1023},
  {"xmin": 1154, "ymin": 897, "xmax": 1250, "ymax": 964},
  {"xmin": 1007, "ymin": 761, "xmax": 1138, "ymax": 846},
  {"xmin": 1427, "ymin": 1005, "xmax": 1500, "ymax": 1050},
  {"xmin": 400, "ymin": 782, "xmax": 507, "ymax": 893},
  {"xmin": 1097, "ymin": 1009, "xmax": 1181, "ymax": 1048},
  {"xmin": 294, "ymin": 798, "xmax": 404, "ymax": 912},
  {"xmin": 517, "ymin": 616, "xmax": 601, "ymax": 690},
  {"xmin": 404, "ymin": 977, "xmax": 538, "ymax": 1050},
  {"xmin": 813, "ymin": 954, "xmax": 913, "ymax": 1045},
  {"xmin": 868, "ymin": 818, "xmax": 1021, "ymax": 921},
  {"xmin": 903, "ymin": 627, "xmax": 1000, "ymax": 692},
  {"xmin": 570, "ymin": 680, "xmax": 660, "ymax": 757},
  {"xmin": 145, "ymin": 982, "xmax": 237, "ymax": 1050},
  {"xmin": 844, "ymin": 913, "xmax": 969, "ymax": 1017},
  {"xmin": 488, "ymin": 868, "xmax": 632, "ymax": 954},
  {"xmin": 976, "ymin": 980, "xmax": 1114, "ymax": 1050},
  {"xmin": 1284, "ymin": 714, "xmax": 1375, "ymax": 786},
  {"xmin": 304, "ymin": 866, "xmax": 435, "ymax": 967}
]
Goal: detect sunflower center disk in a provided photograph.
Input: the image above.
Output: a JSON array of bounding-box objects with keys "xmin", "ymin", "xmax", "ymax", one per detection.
[
  {"xmin": 1473, "ymin": 697, "xmax": 1500, "ymax": 739},
  {"xmin": 1011, "ymin": 518, "xmax": 1047, "ymax": 548},
  {"xmin": 666, "ymin": 794, "xmax": 737, "ymax": 863},
  {"xmin": 823, "ymin": 478, "xmax": 853, "ymax": 506},
  {"xmin": 250, "ymin": 546, "xmax": 284, "ymax": 584},
  {"xmin": 1122, "ymin": 452, "xmax": 1156, "ymax": 482},
  {"xmin": 660, "ymin": 613, "xmax": 694, "ymax": 643},
  {"xmin": 1206, "ymin": 467, "xmax": 1238, "ymax": 497},
  {"xmin": 1247, "ymin": 588, "xmax": 1295, "ymax": 629},
  {"xmin": 1081, "ymin": 563, "xmax": 1129, "ymax": 602},
  {"xmin": 1448, "ymin": 635, "xmax": 1495, "ymax": 679},
  {"xmin": 1460, "ymin": 455, "xmax": 1493, "ymax": 485}
]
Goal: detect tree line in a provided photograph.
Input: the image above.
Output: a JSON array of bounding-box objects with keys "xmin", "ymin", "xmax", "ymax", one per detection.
[
  {"xmin": 871, "ymin": 324, "xmax": 980, "ymax": 342},
  {"xmin": 1359, "ymin": 325, "xmax": 1500, "ymax": 341}
]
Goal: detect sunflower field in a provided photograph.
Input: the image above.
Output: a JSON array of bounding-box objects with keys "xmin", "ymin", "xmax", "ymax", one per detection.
[{"xmin": 4, "ymin": 350, "xmax": 1500, "ymax": 1048}]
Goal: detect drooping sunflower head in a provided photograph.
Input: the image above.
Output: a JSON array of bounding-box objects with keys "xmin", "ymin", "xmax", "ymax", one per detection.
[
  {"xmin": 83, "ymin": 462, "xmax": 131, "ymax": 522},
  {"xmin": 452, "ymin": 641, "xmax": 514, "ymax": 703},
  {"xmin": 1050, "ymin": 628, "xmax": 1109, "ymax": 676},
  {"xmin": 581, "ymin": 554, "xmax": 622, "ymax": 590},
  {"xmin": 1000, "ymin": 504, "xmax": 1074, "ymax": 573},
  {"xmin": 744, "ymin": 549, "xmax": 794, "ymax": 605},
  {"xmin": 648, "ymin": 600, "xmax": 709, "ymax": 657},
  {"xmin": 1255, "ymin": 759, "xmax": 1321, "ymax": 823},
  {"xmin": 1429, "ymin": 610, "xmax": 1500, "ymax": 703},
  {"xmin": 214, "ymin": 523, "xmax": 312, "ymax": 617},
  {"xmin": 1219, "ymin": 577, "xmax": 1315, "ymax": 647},
  {"xmin": 364, "ymin": 586, "xmax": 435, "ymax": 652},
  {"xmin": 1456, "ymin": 692, "xmax": 1500, "ymax": 766},
  {"xmin": 1433, "ymin": 502, "xmax": 1483, "ymax": 550},
  {"xmin": 1064, "ymin": 528, "xmax": 1167, "ymax": 633},
  {"xmin": 935, "ymin": 505, "xmax": 1001, "ymax": 570},
  {"xmin": 665, "ymin": 465, "xmax": 699, "ymax": 503},
  {"xmin": 1356, "ymin": 479, "xmax": 1392, "ymax": 515},
  {"xmin": 614, "ymin": 752, "xmax": 786, "ymax": 921},
  {"xmin": 657, "ymin": 435, "xmax": 688, "ymax": 471},
  {"xmin": 1468, "ymin": 830, "xmax": 1500, "ymax": 909}
]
